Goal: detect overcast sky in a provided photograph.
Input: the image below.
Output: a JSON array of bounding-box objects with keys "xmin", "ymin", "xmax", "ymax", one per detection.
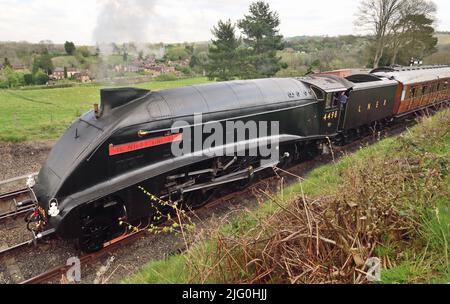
[{"xmin": 0, "ymin": 0, "xmax": 449, "ymax": 45}]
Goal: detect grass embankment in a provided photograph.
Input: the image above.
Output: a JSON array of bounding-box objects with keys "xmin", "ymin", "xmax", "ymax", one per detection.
[
  {"xmin": 128, "ymin": 110, "xmax": 450, "ymax": 284},
  {"xmin": 0, "ymin": 77, "xmax": 210, "ymax": 142}
]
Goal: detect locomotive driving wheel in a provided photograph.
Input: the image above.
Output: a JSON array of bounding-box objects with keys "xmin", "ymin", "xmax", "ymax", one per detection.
[
  {"xmin": 78, "ymin": 202, "xmax": 126, "ymax": 252},
  {"xmin": 183, "ymin": 188, "xmax": 216, "ymax": 210},
  {"xmin": 79, "ymin": 215, "xmax": 113, "ymax": 252}
]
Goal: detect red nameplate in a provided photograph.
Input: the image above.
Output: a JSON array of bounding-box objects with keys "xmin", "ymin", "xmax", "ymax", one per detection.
[{"xmin": 109, "ymin": 133, "xmax": 182, "ymax": 156}]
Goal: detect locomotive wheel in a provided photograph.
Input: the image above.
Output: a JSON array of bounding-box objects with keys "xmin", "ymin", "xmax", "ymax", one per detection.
[
  {"xmin": 79, "ymin": 216, "xmax": 118, "ymax": 252},
  {"xmin": 150, "ymin": 207, "xmax": 171, "ymax": 225},
  {"xmin": 303, "ymin": 142, "xmax": 320, "ymax": 160},
  {"xmin": 183, "ymin": 188, "xmax": 216, "ymax": 210},
  {"xmin": 233, "ymin": 173, "xmax": 255, "ymax": 190}
]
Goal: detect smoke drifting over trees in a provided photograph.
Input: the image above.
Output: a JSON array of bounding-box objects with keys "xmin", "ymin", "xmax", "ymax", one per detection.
[{"xmin": 93, "ymin": 0, "xmax": 158, "ymax": 44}]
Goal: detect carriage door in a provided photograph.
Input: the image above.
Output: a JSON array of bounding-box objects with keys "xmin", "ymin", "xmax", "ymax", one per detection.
[{"xmin": 321, "ymin": 91, "xmax": 341, "ymax": 135}]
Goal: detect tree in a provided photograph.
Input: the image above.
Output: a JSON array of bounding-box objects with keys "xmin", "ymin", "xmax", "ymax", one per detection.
[
  {"xmin": 32, "ymin": 52, "xmax": 54, "ymax": 75},
  {"xmin": 207, "ymin": 19, "xmax": 240, "ymax": 81},
  {"xmin": 394, "ymin": 14, "xmax": 437, "ymax": 64},
  {"xmin": 24, "ymin": 73, "xmax": 33, "ymax": 85},
  {"xmin": 3, "ymin": 57, "xmax": 11, "ymax": 68},
  {"xmin": 138, "ymin": 50, "xmax": 144, "ymax": 61},
  {"xmin": 306, "ymin": 59, "xmax": 321, "ymax": 75},
  {"xmin": 185, "ymin": 44, "xmax": 194, "ymax": 56},
  {"xmin": 77, "ymin": 46, "xmax": 91, "ymax": 58},
  {"xmin": 33, "ymin": 69, "xmax": 49, "ymax": 85},
  {"xmin": 64, "ymin": 67, "xmax": 68, "ymax": 79},
  {"xmin": 388, "ymin": 0, "xmax": 437, "ymax": 64},
  {"xmin": 192, "ymin": 51, "xmax": 209, "ymax": 74},
  {"xmin": 237, "ymin": 1, "xmax": 284, "ymax": 78},
  {"xmin": 3, "ymin": 67, "xmax": 20, "ymax": 87},
  {"xmin": 355, "ymin": 0, "xmax": 404, "ymax": 68},
  {"xmin": 111, "ymin": 43, "xmax": 120, "ymax": 55},
  {"xmin": 64, "ymin": 41, "xmax": 76, "ymax": 55}
]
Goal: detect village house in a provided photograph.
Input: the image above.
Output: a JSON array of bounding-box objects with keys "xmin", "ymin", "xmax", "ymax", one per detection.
[
  {"xmin": 52, "ymin": 67, "xmax": 78, "ymax": 80},
  {"xmin": 144, "ymin": 65, "xmax": 162, "ymax": 77},
  {"xmin": 12, "ymin": 64, "xmax": 27, "ymax": 71},
  {"xmin": 166, "ymin": 59, "xmax": 190, "ymax": 68},
  {"xmin": 52, "ymin": 68, "xmax": 65, "ymax": 80},
  {"xmin": 163, "ymin": 66, "xmax": 177, "ymax": 74},
  {"xmin": 285, "ymin": 47, "xmax": 295, "ymax": 53},
  {"xmin": 112, "ymin": 57, "xmax": 182, "ymax": 78},
  {"xmin": 114, "ymin": 64, "xmax": 142, "ymax": 73},
  {"xmin": 126, "ymin": 65, "xmax": 141, "ymax": 73},
  {"xmin": 73, "ymin": 71, "xmax": 92, "ymax": 83}
]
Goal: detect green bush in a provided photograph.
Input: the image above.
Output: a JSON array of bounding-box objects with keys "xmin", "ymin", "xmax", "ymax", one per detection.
[
  {"xmin": 33, "ymin": 70, "xmax": 49, "ymax": 85},
  {"xmin": 155, "ymin": 72, "xmax": 178, "ymax": 81},
  {"xmin": 176, "ymin": 65, "xmax": 192, "ymax": 76},
  {"xmin": 2, "ymin": 67, "xmax": 27, "ymax": 87},
  {"xmin": 24, "ymin": 73, "xmax": 33, "ymax": 85}
]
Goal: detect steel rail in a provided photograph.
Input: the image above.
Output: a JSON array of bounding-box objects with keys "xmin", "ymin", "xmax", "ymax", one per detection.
[
  {"xmin": 0, "ymin": 188, "xmax": 28, "ymax": 200},
  {"xmin": 0, "ymin": 206, "xmax": 34, "ymax": 222},
  {"xmin": 21, "ymin": 230, "xmax": 146, "ymax": 284},
  {"xmin": 0, "ymin": 239, "xmax": 35, "ymax": 255},
  {"xmin": 0, "ymin": 173, "xmax": 38, "ymax": 187}
]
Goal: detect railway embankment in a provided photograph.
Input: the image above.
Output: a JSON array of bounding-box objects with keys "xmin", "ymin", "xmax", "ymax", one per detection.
[{"xmin": 127, "ymin": 109, "xmax": 450, "ymax": 284}]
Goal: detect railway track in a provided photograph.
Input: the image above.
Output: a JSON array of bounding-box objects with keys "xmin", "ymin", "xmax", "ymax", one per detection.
[
  {"xmin": 0, "ymin": 187, "xmax": 35, "ymax": 224},
  {"xmin": 1, "ymin": 105, "xmax": 446, "ymax": 284},
  {"xmin": 0, "ymin": 174, "xmax": 40, "ymax": 258},
  {"xmin": 20, "ymin": 230, "xmax": 146, "ymax": 284},
  {"xmin": 0, "ymin": 188, "xmax": 28, "ymax": 201}
]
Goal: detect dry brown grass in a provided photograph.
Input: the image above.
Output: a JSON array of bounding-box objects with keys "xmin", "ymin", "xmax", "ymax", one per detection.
[{"xmin": 182, "ymin": 111, "xmax": 450, "ymax": 284}]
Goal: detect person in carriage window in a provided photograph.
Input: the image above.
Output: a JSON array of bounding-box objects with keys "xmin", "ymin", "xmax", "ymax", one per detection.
[{"xmin": 339, "ymin": 91, "xmax": 348, "ymax": 106}]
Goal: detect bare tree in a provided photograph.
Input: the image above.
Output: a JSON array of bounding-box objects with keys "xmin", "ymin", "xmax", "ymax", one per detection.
[{"xmin": 355, "ymin": 0, "xmax": 404, "ymax": 67}]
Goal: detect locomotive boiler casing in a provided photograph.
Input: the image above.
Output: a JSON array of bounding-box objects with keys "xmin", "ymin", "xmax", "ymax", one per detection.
[{"xmin": 34, "ymin": 78, "xmax": 327, "ymax": 239}]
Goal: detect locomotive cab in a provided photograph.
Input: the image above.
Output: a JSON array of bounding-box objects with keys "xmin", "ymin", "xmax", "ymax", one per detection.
[{"xmin": 299, "ymin": 75, "xmax": 353, "ymax": 136}]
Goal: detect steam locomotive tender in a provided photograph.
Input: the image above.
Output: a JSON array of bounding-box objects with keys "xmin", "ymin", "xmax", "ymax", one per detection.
[{"xmin": 29, "ymin": 66, "xmax": 450, "ymax": 251}]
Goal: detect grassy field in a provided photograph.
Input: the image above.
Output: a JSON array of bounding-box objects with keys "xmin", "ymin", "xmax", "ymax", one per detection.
[
  {"xmin": 437, "ymin": 33, "xmax": 450, "ymax": 45},
  {"xmin": 0, "ymin": 77, "xmax": 210, "ymax": 142},
  {"xmin": 127, "ymin": 109, "xmax": 450, "ymax": 284}
]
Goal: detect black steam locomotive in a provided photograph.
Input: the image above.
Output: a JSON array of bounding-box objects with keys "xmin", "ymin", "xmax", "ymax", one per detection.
[{"xmin": 29, "ymin": 66, "xmax": 450, "ymax": 251}]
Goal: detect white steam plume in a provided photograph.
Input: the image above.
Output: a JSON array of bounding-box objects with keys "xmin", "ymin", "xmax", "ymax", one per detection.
[{"xmin": 93, "ymin": 0, "xmax": 158, "ymax": 44}]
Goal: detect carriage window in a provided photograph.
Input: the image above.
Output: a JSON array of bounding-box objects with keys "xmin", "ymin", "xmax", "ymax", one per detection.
[
  {"xmin": 437, "ymin": 83, "xmax": 440, "ymax": 91},
  {"xmin": 325, "ymin": 93, "xmax": 333, "ymax": 109},
  {"xmin": 410, "ymin": 87, "xmax": 416, "ymax": 98},
  {"xmin": 311, "ymin": 86, "xmax": 324, "ymax": 101},
  {"xmin": 401, "ymin": 89, "xmax": 406, "ymax": 101},
  {"xmin": 444, "ymin": 82, "xmax": 448, "ymax": 90},
  {"xmin": 416, "ymin": 87, "xmax": 422, "ymax": 97},
  {"xmin": 422, "ymin": 86, "xmax": 428, "ymax": 95}
]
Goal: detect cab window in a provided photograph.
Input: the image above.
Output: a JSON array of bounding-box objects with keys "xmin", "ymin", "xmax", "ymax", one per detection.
[{"xmin": 325, "ymin": 93, "xmax": 332, "ymax": 109}]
